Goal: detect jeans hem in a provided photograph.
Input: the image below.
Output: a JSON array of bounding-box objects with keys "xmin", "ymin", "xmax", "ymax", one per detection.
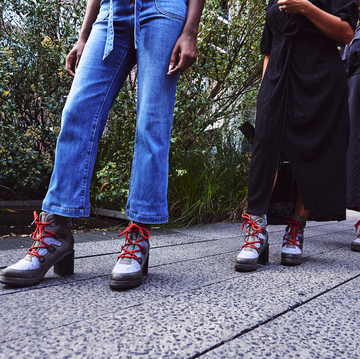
[
  {"xmin": 42, "ymin": 202, "xmax": 90, "ymax": 218},
  {"xmin": 126, "ymin": 209, "xmax": 168, "ymax": 224}
]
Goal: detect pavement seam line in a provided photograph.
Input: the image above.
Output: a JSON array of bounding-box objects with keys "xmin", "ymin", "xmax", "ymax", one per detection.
[
  {"xmin": 0, "ymin": 243, "xmax": 353, "ymax": 294},
  {"xmin": 189, "ymin": 272, "xmax": 360, "ymax": 358}
]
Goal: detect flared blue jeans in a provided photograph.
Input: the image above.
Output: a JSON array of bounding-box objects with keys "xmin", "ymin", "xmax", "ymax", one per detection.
[{"xmin": 42, "ymin": 0, "xmax": 187, "ymax": 224}]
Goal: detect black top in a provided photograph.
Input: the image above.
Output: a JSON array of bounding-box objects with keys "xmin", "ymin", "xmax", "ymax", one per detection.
[{"xmin": 253, "ymin": 0, "xmax": 358, "ymax": 217}]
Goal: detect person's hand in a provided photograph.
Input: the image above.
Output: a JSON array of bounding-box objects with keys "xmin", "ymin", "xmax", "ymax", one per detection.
[
  {"xmin": 277, "ymin": 0, "xmax": 307, "ymax": 14},
  {"xmin": 167, "ymin": 31, "xmax": 198, "ymax": 75},
  {"xmin": 65, "ymin": 39, "xmax": 87, "ymax": 77}
]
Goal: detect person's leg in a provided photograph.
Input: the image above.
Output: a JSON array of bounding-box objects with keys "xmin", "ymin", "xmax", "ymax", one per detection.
[
  {"xmin": 235, "ymin": 116, "xmax": 283, "ymax": 272},
  {"xmin": 124, "ymin": 2, "xmax": 186, "ymax": 225},
  {"xmin": 43, "ymin": 4, "xmax": 136, "ymax": 218},
  {"xmin": 281, "ymin": 190, "xmax": 309, "ymax": 266},
  {"xmin": 293, "ymin": 191, "xmax": 310, "ymax": 218},
  {"xmin": 0, "ymin": 2, "xmax": 137, "ymax": 287},
  {"xmin": 110, "ymin": 0, "xmax": 187, "ymax": 290}
]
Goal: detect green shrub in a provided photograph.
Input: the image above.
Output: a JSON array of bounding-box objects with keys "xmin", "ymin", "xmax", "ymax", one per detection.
[
  {"xmin": 168, "ymin": 127, "xmax": 251, "ymax": 226},
  {"xmin": 0, "ymin": 0, "xmax": 86, "ymax": 198},
  {"xmin": 0, "ymin": 123, "xmax": 55, "ymax": 199}
]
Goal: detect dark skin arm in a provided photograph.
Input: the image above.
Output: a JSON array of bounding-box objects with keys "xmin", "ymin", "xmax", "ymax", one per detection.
[
  {"xmin": 65, "ymin": 0, "xmax": 101, "ymax": 77},
  {"xmin": 167, "ymin": 0, "xmax": 206, "ymax": 74},
  {"xmin": 66, "ymin": 0, "xmax": 206, "ymax": 77},
  {"xmin": 277, "ymin": 0, "xmax": 354, "ymax": 43}
]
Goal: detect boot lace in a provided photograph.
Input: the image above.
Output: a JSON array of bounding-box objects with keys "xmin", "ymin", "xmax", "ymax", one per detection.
[
  {"xmin": 354, "ymin": 220, "xmax": 360, "ymax": 238},
  {"xmin": 241, "ymin": 213, "xmax": 265, "ymax": 250},
  {"xmin": 27, "ymin": 211, "xmax": 56, "ymax": 258},
  {"xmin": 283, "ymin": 216, "xmax": 303, "ymax": 247},
  {"xmin": 118, "ymin": 223, "xmax": 150, "ymax": 261}
]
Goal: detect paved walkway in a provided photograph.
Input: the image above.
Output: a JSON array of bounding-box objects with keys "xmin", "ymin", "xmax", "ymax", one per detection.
[{"xmin": 0, "ymin": 210, "xmax": 360, "ymax": 358}]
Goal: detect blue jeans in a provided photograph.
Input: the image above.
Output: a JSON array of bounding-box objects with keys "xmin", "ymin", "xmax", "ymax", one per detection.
[{"xmin": 42, "ymin": 0, "xmax": 187, "ymax": 224}]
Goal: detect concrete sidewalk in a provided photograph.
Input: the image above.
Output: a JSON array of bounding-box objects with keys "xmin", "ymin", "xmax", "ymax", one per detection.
[{"xmin": 0, "ymin": 210, "xmax": 359, "ymax": 358}]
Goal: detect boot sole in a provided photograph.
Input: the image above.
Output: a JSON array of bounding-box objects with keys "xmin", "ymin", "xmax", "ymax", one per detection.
[
  {"xmin": 234, "ymin": 262, "xmax": 258, "ymax": 272},
  {"xmin": 351, "ymin": 243, "xmax": 360, "ymax": 252},
  {"xmin": 281, "ymin": 254, "xmax": 302, "ymax": 266},
  {"xmin": 109, "ymin": 277, "xmax": 143, "ymax": 290},
  {"xmin": 235, "ymin": 243, "xmax": 269, "ymax": 272}
]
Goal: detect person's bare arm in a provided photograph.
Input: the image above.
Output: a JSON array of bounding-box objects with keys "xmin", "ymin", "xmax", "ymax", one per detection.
[
  {"xmin": 65, "ymin": 0, "xmax": 102, "ymax": 77},
  {"xmin": 168, "ymin": 0, "xmax": 206, "ymax": 74},
  {"xmin": 262, "ymin": 55, "xmax": 270, "ymax": 78},
  {"xmin": 277, "ymin": 0, "xmax": 354, "ymax": 43}
]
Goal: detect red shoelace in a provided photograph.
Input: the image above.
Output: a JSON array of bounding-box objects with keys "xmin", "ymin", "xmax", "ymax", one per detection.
[
  {"xmin": 283, "ymin": 216, "xmax": 303, "ymax": 247},
  {"xmin": 27, "ymin": 211, "xmax": 56, "ymax": 258},
  {"xmin": 354, "ymin": 220, "xmax": 360, "ymax": 238},
  {"xmin": 118, "ymin": 223, "xmax": 150, "ymax": 260},
  {"xmin": 241, "ymin": 213, "xmax": 265, "ymax": 250}
]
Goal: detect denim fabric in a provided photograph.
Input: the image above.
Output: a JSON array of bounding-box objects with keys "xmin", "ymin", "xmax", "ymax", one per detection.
[{"xmin": 42, "ymin": 0, "xmax": 187, "ymax": 224}]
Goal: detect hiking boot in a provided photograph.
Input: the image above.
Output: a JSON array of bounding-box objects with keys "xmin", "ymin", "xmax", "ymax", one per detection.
[
  {"xmin": 0, "ymin": 211, "xmax": 74, "ymax": 287},
  {"xmin": 281, "ymin": 214, "xmax": 306, "ymax": 266},
  {"xmin": 351, "ymin": 220, "xmax": 360, "ymax": 252},
  {"xmin": 235, "ymin": 214, "xmax": 269, "ymax": 272},
  {"xmin": 110, "ymin": 222, "xmax": 151, "ymax": 290}
]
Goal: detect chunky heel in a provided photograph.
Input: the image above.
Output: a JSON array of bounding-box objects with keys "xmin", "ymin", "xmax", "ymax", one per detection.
[
  {"xmin": 142, "ymin": 255, "xmax": 149, "ymax": 276},
  {"xmin": 54, "ymin": 250, "xmax": 74, "ymax": 276},
  {"xmin": 258, "ymin": 243, "xmax": 269, "ymax": 265}
]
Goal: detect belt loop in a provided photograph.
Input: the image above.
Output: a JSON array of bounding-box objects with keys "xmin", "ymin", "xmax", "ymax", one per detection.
[
  {"xmin": 134, "ymin": 0, "xmax": 141, "ymax": 49},
  {"xmin": 103, "ymin": 0, "xmax": 114, "ymax": 59}
]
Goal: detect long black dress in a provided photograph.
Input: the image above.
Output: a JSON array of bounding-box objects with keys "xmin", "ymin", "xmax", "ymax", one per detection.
[
  {"xmin": 247, "ymin": 0, "xmax": 358, "ymax": 219},
  {"xmin": 343, "ymin": 25, "xmax": 360, "ymax": 209}
]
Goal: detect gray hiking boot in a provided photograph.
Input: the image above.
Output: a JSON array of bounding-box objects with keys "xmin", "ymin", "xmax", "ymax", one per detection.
[
  {"xmin": 0, "ymin": 212, "xmax": 74, "ymax": 287},
  {"xmin": 110, "ymin": 222, "xmax": 151, "ymax": 290},
  {"xmin": 281, "ymin": 214, "xmax": 306, "ymax": 266},
  {"xmin": 235, "ymin": 214, "xmax": 269, "ymax": 272}
]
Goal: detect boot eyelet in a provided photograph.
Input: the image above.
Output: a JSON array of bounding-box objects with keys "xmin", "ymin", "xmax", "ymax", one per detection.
[
  {"xmin": 138, "ymin": 258, "xmax": 143, "ymax": 265},
  {"xmin": 49, "ymin": 245, "xmax": 57, "ymax": 253},
  {"xmin": 39, "ymin": 256, "xmax": 46, "ymax": 264}
]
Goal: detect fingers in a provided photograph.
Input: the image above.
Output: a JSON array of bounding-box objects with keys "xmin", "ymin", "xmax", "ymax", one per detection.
[
  {"xmin": 174, "ymin": 54, "xmax": 196, "ymax": 73},
  {"xmin": 65, "ymin": 52, "xmax": 77, "ymax": 78},
  {"xmin": 277, "ymin": 0, "xmax": 286, "ymax": 11},
  {"xmin": 65, "ymin": 42, "xmax": 85, "ymax": 77},
  {"xmin": 167, "ymin": 45, "xmax": 179, "ymax": 74},
  {"xmin": 75, "ymin": 53, "xmax": 81, "ymax": 74},
  {"xmin": 276, "ymin": 0, "xmax": 304, "ymax": 13},
  {"xmin": 167, "ymin": 41, "xmax": 197, "ymax": 75}
]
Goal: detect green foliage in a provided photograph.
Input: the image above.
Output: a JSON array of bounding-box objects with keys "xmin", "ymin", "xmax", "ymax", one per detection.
[
  {"xmin": 167, "ymin": 0, "xmax": 265, "ymax": 224},
  {"xmin": 0, "ymin": 0, "xmax": 86, "ymax": 198},
  {"xmin": 0, "ymin": 123, "xmax": 54, "ymax": 198},
  {"xmin": 168, "ymin": 128, "xmax": 251, "ymax": 226}
]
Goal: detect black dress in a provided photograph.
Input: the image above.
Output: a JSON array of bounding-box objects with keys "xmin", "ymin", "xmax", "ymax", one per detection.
[
  {"xmin": 343, "ymin": 25, "xmax": 360, "ymax": 209},
  {"xmin": 247, "ymin": 0, "xmax": 358, "ymax": 219}
]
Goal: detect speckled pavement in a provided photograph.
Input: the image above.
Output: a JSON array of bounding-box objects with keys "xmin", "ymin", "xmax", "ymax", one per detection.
[{"xmin": 0, "ymin": 210, "xmax": 360, "ymax": 358}]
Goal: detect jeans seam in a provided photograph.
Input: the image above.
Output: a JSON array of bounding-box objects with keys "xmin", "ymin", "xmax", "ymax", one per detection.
[
  {"xmin": 154, "ymin": 0, "xmax": 187, "ymax": 22},
  {"xmin": 42, "ymin": 202, "xmax": 89, "ymax": 212},
  {"xmin": 81, "ymin": 43, "xmax": 134, "ymax": 211},
  {"xmin": 127, "ymin": 209, "xmax": 168, "ymax": 219}
]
